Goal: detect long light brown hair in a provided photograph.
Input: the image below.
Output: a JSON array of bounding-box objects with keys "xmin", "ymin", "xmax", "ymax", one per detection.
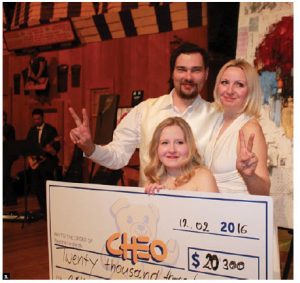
[{"xmin": 144, "ymin": 117, "xmax": 203, "ymax": 187}]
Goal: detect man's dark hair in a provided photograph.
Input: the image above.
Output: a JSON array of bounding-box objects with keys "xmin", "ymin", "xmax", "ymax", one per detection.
[
  {"xmin": 168, "ymin": 42, "xmax": 209, "ymax": 91},
  {"xmin": 32, "ymin": 108, "xmax": 44, "ymax": 117}
]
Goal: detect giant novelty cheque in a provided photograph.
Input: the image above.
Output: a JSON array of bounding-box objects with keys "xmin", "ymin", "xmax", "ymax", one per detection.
[{"xmin": 47, "ymin": 181, "xmax": 274, "ymax": 280}]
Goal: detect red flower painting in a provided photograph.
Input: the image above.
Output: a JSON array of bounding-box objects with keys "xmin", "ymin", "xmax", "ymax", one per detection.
[{"xmin": 254, "ymin": 16, "xmax": 293, "ymax": 77}]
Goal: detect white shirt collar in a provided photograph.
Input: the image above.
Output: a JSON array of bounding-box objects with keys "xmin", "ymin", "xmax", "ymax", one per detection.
[
  {"xmin": 37, "ymin": 123, "xmax": 45, "ymax": 130},
  {"xmin": 169, "ymin": 89, "xmax": 203, "ymax": 114}
]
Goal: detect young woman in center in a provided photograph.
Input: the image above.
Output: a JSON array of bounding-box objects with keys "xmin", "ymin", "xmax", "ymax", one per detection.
[{"xmin": 144, "ymin": 117, "xmax": 218, "ymax": 194}]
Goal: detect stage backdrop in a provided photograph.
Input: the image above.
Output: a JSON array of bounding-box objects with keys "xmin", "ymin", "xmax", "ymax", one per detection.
[{"xmin": 3, "ymin": 3, "xmax": 208, "ymax": 173}]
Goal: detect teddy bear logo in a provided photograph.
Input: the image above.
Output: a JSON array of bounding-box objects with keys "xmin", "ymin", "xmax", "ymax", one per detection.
[
  {"xmin": 100, "ymin": 198, "xmax": 179, "ymax": 279},
  {"xmin": 111, "ymin": 198, "xmax": 159, "ymax": 240}
]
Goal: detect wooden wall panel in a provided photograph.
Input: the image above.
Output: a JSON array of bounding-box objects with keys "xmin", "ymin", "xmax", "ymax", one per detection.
[{"xmin": 3, "ymin": 26, "xmax": 207, "ymax": 173}]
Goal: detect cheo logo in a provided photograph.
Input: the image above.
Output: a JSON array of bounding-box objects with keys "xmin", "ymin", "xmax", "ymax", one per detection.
[{"xmin": 106, "ymin": 232, "xmax": 168, "ymax": 264}]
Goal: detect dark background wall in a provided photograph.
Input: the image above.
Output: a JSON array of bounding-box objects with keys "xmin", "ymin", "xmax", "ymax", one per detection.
[{"xmin": 207, "ymin": 2, "xmax": 239, "ymax": 101}]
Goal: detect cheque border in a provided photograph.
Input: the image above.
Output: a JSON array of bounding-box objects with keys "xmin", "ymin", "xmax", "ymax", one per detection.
[{"xmin": 47, "ymin": 183, "xmax": 271, "ymax": 279}]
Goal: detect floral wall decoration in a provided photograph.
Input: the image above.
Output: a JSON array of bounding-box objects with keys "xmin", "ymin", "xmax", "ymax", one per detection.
[
  {"xmin": 254, "ymin": 16, "xmax": 293, "ymax": 98},
  {"xmin": 236, "ymin": 3, "xmax": 293, "ymax": 229}
]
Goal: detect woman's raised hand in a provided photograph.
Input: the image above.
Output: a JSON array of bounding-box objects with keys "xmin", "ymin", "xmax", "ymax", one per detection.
[{"xmin": 236, "ymin": 130, "xmax": 258, "ymax": 176}]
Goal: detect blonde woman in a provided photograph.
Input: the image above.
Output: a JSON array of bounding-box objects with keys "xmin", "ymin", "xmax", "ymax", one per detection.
[
  {"xmin": 204, "ymin": 59, "xmax": 280, "ymax": 278},
  {"xmin": 204, "ymin": 59, "xmax": 270, "ymax": 196},
  {"xmin": 144, "ymin": 117, "xmax": 218, "ymax": 194}
]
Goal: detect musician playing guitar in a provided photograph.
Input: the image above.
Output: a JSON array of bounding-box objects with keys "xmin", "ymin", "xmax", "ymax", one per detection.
[
  {"xmin": 27, "ymin": 136, "xmax": 60, "ymax": 170},
  {"xmin": 26, "ymin": 108, "xmax": 60, "ymax": 216}
]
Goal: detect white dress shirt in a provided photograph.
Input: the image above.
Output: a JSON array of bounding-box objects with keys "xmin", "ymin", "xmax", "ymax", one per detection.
[
  {"xmin": 37, "ymin": 123, "xmax": 45, "ymax": 144},
  {"xmin": 88, "ymin": 90, "xmax": 220, "ymax": 186}
]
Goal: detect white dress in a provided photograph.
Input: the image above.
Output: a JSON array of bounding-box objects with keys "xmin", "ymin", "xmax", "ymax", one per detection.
[
  {"xmin": 204, "ymin": 113, "xmax": 281, "ymax": 279},
  {"xmin": 204, "ymin": 113, "xmax": 251, "ymax": 194}
]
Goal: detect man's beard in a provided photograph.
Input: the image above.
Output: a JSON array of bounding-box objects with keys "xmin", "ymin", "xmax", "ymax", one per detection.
[{"xmin": 177, "ymin": 81, "xmax": 199, "ymax": 100}]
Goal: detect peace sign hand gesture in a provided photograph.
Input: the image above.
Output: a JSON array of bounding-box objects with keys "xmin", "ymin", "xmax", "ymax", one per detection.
[
  {"xmin": 236, "ymin": 130, "xmax": 258, "ymax": 177},
  {"xmin": 69, "ymin": 107, "xmax": 95, "ymax": 156}
]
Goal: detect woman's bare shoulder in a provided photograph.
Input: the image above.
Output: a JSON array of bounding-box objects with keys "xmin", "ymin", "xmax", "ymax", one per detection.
[
  {"xmin": 193, "ymin": 166, "xmax": 218, "ymax": 192},
  {"xmin": 242, "ymin": 118, "xmax": 264, "ymax": 136},
  {"xmin": 194, "ymin": 166, "xmax": 214, "ymax": 179}
]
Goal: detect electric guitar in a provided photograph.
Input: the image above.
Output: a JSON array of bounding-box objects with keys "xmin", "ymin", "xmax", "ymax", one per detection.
[{"xmin": 27, "ymin": 136, "xmax": 61, "ymax": 170}]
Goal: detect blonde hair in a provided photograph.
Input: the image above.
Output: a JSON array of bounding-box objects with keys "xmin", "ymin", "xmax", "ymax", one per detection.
[
  {"xmin": 213, "ymin": 59, "xmax": 262, "ymax": 117},
  {"xmin": 144, "ymin": 117, "xmax": 203, "ymax": 187}
]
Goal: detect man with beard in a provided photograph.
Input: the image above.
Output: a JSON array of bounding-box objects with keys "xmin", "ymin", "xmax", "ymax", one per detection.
[{"xmin": 69, "ymin": 43, "xmax": 219, "ymax": 186}]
